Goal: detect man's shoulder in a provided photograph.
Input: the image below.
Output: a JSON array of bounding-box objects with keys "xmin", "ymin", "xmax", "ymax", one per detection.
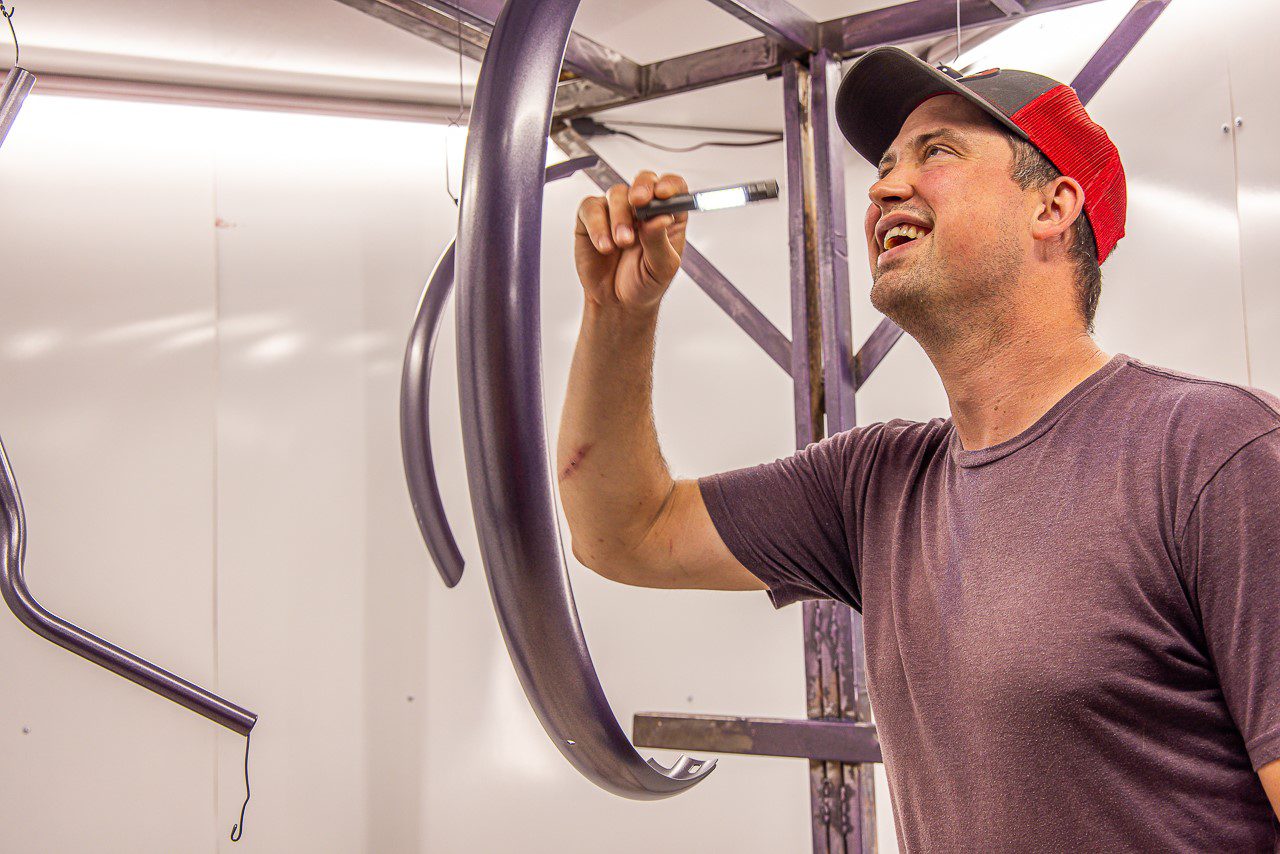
[
  {"xmin": 1112, "ymin": 355, "xmax": 1280, "ymax": 490},
  {"xmin": 834, "ymin": 416, "xmax": 952, "ymax": 468},
  {"xmin": 1118, "ymin": 356, "xmax": 1280, "ymax": 437}
]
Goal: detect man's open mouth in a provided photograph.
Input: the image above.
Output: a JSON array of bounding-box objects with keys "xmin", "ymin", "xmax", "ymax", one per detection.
[{"xmin": 881, "ymin": 223, "xmax": 931, "ymax": 251}]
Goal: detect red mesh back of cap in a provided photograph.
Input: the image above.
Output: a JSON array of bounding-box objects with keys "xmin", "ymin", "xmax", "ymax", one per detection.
[{"xmin": 1010, "ymin": 85, "xmax": 1127, "ymax": 264}]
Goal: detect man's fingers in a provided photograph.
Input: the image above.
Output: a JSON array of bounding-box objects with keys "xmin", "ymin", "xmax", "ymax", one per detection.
[
  {"xmin": 655, "ymin": 173, "xmax": 688, "ymax": 199},
  {"xmin": 577, "ymin": 196, "xmax": 613, "ymax": 253},
  {"xmin": 606, "ymin": 183, "xmax": 635, "ymax": 247},
  {"xmin": 629, "ymin": 170, "xmax": 659, "ymax": 209}
]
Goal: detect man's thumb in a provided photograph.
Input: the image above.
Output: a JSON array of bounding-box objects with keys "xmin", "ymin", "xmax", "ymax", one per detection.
[{"xmin": 637, "ymin": 215, "xmax": 678, "ymax": 284}]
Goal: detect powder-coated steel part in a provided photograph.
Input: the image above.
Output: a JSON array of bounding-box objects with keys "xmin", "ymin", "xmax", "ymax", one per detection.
[
  {"xmin": 0, "ymin": 66, "xmax": 34, "ymax": 148},
  {"xmin": 400, "ymin": 154, "xmax": 598, "ymax": 588},
  {"xmin": 0, "ymin": 66, "xmax": 256, "ymax": 737},
  {"xmin": 454, "ymin": 0, "xmax": 715, "ymax": 798},
  {"xmin": 0, "ymin": 435, "xmax": 257, "ymax": 735}
]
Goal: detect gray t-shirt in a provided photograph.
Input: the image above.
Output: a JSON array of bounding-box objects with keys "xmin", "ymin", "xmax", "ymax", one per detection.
[{"xmin": 699, "ymin": 353, "xmax": 1280, "ymax": 852}]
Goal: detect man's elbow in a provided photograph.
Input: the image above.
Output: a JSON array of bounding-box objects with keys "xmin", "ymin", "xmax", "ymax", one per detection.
[{"xmin": 570, "ymin": 537, "xmax": 643, "ymax": 585}]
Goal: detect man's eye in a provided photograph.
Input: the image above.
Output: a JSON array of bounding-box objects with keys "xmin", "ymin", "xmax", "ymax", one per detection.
[{"xmin": 926, "ymin": 145, "xmax": 948, "ymax": 158}]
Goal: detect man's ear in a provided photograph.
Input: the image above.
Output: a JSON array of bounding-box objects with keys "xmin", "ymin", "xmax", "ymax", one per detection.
[{"xmin": 1030, "ymin": 175, "xmax": 1085, "ymax": 247}]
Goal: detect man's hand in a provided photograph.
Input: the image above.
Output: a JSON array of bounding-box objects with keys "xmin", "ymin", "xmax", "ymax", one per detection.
[{"xmin": 574, "ymin": 170, "xmax": 689, "ymax": 311}]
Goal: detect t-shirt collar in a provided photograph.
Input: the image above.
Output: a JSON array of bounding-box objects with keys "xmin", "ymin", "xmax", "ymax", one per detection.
[{"xmin": 949, "ymin": 352, "xmax": 1132, "ymax": 468}]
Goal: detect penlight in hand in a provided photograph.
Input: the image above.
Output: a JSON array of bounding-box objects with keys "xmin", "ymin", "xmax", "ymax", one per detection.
[{"xmin": 634, "ymin": 179, "xmax": 779, "ymax": 221}]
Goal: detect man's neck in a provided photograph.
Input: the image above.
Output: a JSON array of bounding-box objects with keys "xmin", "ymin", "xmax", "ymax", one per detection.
[{"xmin": 928, "ymin": 325, "xmax": 1110, "ymax": 452}]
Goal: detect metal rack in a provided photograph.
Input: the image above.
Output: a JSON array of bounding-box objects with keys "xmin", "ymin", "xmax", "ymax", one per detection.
[{"xmin": 374, "ymin": 0, "xmax": 1172, "ymax": 849}]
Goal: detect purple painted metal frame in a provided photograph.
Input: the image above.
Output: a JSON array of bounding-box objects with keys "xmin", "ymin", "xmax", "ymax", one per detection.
[
  {"xmin": 453, "ymin": 0, "xmax": 714, "ymax": 799},
  {"xmin": 400, "ymin": 154, "xmax": 598, "ymax": 588},
  {"xmin": 0, "ymin": 66, "xmax": 256, "ymax": 737},
  {"xmin": 703, "ymin": 0, "xmax": 819, "ymax": 54},
  {"xmin": 341, "ymin": 0, "xmax": 1117, "ymax": 122},
  {"xmin": 1071, "ymin": 0, "xmax": 1171, "ymax": 105}
]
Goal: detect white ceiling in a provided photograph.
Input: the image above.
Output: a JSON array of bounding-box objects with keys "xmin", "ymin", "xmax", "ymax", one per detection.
[{"xmin": 3, "ymin": 0, "xmax": 1131, "ymax": 131}]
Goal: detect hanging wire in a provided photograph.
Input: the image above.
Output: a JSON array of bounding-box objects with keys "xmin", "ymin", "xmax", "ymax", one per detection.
[
  {"xmin": 443, "ymin": 1, "xmax": 467, "ymax": 207},
  {"xmin": 608, "ymin": 127, "xmax": 782, "ymax": 153},
  {"xmin": 954, "ymin": 0, "xmax": 963, "ymax": 65},
  {"xmin": 1, "ymin": 2, "xmax": 19, "ymax": 66},
  {"xmin": 229, "ymin": 731, "xmax": 252, "ymax": 842}
]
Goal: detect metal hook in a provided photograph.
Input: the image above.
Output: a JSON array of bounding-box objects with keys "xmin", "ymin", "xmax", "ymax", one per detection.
[
  {"xmin": 0, "ymin": 2, "xmax": 18, "ymax": 67},
  {"xmin": 443, "ymin": 0, "xmax": 466, "ymax": 207},
  {"xmin": 954, "ymin": 0, "xmax": 962, "ymax": 65},
  {"xmin": 229, "ymin": 730, "xmax": 252, "ymax": 842}
]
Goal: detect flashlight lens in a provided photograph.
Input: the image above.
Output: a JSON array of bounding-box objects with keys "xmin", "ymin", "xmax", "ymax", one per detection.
[{"xmin": 694, "ymin": 187, "xmax": 749, "ymax": 212}]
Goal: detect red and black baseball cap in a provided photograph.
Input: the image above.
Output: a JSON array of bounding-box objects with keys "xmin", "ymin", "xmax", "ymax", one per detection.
[{"xmin": 835, "ymin": 46, "xmax": 1126, "ymax": 263}]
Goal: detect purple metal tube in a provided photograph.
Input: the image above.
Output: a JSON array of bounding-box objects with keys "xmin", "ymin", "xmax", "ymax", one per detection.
[
  {"xmin": 811, "ymin": 51, "xmax": 856, "ymax": 436},
  {"xmin": 853, "ymin": 318, "xmax": 905, "ymax": 388},
  {"xmin": 0, "ymin": 67, "xmax": 35, "ymax": 149},
  {"xmin": 0, "ymin": 65, "xmax": 256, "ymax": 737},
  {"xmin": 703, "ymin": 0, "xmax": 819, "ymax": 54},
  {"xmin": 0, "ymin": 436, "xmax": 256, "ymax": 736},
  {"xmin": 1072, "ymin": 0, "xmax": 1171, "ymax": 106},
  {"xmin": 454, "ymin": 0, "xmax": 714, "ymax": 799},
  {"xmin": 400, "ymin": 155, "xmax": 598, "ymax": 588}
]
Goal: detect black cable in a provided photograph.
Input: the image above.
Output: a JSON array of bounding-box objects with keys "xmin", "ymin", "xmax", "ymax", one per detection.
[
  {"xmin": 229, "ymin": 731, "xmax": 252, "ymax": 842},
  {"xmin": 609, "ymin": 128, "xmax": 783, "ymax": 153},
  {"xmin": 1, "ymin": 2, "xmax": 19, "ymax": 66}
]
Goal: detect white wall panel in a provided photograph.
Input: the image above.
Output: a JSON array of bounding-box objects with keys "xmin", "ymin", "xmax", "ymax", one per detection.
[
  {"xmin": 0, "ymin": 96, "xmax": 220, "ymax": 852},
  {"xmin": 1227, "ymin": 0, "xmax": 1280, "ymax": 392},
  {"xmin": 1, "ymin": 1, "xmax": 1277, "ymax": 850}
]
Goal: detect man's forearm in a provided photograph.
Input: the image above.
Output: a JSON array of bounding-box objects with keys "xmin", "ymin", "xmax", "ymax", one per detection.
[{"xmin": 556, "ymin": 299, "xmax": 673, "ymax": 573}]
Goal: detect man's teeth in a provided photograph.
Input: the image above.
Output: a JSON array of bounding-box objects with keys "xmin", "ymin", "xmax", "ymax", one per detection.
[{"xmin": 882, "ymin": 224, "xmax": 929, "ymax": 250}]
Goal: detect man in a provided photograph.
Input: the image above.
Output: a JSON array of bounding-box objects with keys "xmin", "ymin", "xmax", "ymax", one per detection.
[{"xmin": 562, "ymin": 45, "xmax": 1280, "ymax": 851}]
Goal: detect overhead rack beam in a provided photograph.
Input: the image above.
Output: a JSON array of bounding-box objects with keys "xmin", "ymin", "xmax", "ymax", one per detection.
[
  {"xmin": 334, "ymin": 0, "xmax": 643, "ymax": 94},
  {"xmin": 704, "ymin": 0, "xmax": 820, "ymax": 54},
  {"xmin": 341, "ymin": 0, "xmax": 1109, "ymax": 121}
]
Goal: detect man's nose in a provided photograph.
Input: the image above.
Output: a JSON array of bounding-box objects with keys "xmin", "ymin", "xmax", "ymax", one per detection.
[{"xmin": 869, "ymin": 170, "xmax": 913, "ymax": 207}]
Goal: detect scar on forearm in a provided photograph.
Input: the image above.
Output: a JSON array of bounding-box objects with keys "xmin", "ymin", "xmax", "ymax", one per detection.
[{"xmin": 558, "ymin": 443, "xmax": 593, "ymax": 482}]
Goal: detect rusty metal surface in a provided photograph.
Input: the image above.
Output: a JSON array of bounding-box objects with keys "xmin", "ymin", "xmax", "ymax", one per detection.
[
  {"xmin": 783, "ymin": 52, "xmax": 875, "ymax": 853},
  {"xmin": 633, "ymin": 713, "xmax": 881, "ymax": 764}
]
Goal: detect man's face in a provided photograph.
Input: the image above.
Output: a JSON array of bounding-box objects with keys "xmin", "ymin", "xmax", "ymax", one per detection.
[{"xmin": 864, "ymin": 94, "xmax": 1030, "ymax": 338}]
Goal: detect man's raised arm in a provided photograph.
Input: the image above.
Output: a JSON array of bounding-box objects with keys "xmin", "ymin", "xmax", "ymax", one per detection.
[{"xmin": 557, "ymin": 168, "xmax": 765, "ymax": 592}]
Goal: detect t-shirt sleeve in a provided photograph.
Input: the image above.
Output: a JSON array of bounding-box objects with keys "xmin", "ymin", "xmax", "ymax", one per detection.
[
  {"xmin": 1179, "ymin": 426, "xmax": 1280, "ymax": 771},
  {"xmin": 697, "ymin": 429, "xmax": 861, "ymax": 611}
]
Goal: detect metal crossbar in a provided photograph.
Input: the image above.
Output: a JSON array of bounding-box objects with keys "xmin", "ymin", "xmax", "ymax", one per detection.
[{"xmin": 356, "ymin": 0, "xmax": 1173, "ymax": 849}]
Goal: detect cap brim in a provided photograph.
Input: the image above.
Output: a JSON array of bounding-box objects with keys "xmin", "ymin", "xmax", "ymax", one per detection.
[{"xmin": 835, "ymin": 46, "xmax": 1029, "ymax": 166}]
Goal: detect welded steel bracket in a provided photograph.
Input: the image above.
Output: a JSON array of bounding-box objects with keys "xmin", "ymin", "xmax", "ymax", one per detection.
[{"xmin": 452, "ymin": 0, "xmax": 714, "ymax": 799}]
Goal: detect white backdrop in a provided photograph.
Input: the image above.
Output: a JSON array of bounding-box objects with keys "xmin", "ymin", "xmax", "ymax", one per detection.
[{"xmin": 0, "ymin": 0, "xmax": 1276, "ymax": 851}]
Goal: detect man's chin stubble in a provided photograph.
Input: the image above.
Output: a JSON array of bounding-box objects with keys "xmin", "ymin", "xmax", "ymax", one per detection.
[{"xmin": 871, "ymin": 265, "xmax": 970, "ymax": 348}]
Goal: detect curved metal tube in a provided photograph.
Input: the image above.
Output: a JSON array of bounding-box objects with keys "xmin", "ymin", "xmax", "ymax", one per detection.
[
  {"xmin": 0, "ymin": 69, "xmax": 255, "ymax": 736},
  {"xmin": 1, "ymin": 67, "xmax": 35, "ymax": 148},
  {"xmin": 454, "ymin": 0, "xmax": 715, "ymax": 799},
  {"xmin": 401, "ymin": 154, "xmax": 598, "ymax": 588},
  {"xmin": 0, "ymin": 436, "xmax": 257, "ymax": 735}
]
